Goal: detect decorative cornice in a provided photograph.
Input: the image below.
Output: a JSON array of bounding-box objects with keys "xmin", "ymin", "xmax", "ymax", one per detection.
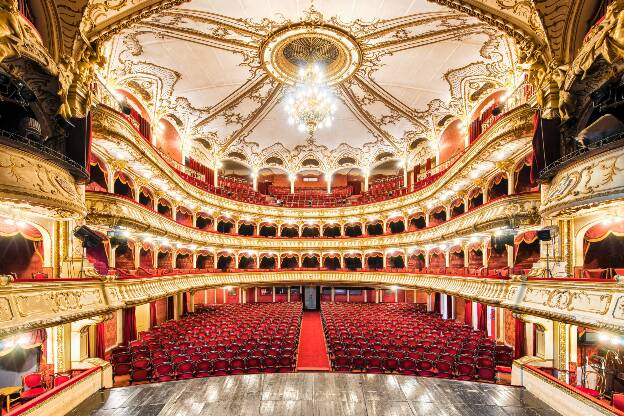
[{"xmin": 1, "ymin": 271, "xmax": 622, "ymax": 337}]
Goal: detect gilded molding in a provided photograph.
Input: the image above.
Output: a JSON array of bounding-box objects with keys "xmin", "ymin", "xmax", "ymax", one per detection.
[
  {"xmin": 540, "ymin": 144, "xmax": 624, "ymax": 217},
  {"xmin": 0, "ymin": 144, "xmax": 86, "ymax": 219},
  {"xmin": 1, "ymin": 272, "xmax": 623, "ymax": 337}
]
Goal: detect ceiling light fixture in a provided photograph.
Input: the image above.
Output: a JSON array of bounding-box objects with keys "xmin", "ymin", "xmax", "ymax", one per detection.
[{"xmin": 284, "ymin": 64, "xmax": 337, "ymax": 137}]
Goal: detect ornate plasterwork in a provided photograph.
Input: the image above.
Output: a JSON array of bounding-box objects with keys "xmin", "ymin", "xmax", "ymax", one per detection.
[
  {"xmin": 541, "ymin": 144, "xmax": 624, "ymax": 218},
  {"xmin": 0, "ymin": 144, "xmax": 86, "ymax": 219},
  {"xmin": 99, "ymin": 2, "xmax": 516, "ymax": 172},
  {"xmin": 1, "ymin": 271, "xmax": 623, "ymax": 337}
]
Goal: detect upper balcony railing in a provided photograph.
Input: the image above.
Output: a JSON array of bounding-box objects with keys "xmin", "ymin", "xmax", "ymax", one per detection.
[{"xmin": 93, "ymin": 78, "xmax": 535, "ymax": 209}]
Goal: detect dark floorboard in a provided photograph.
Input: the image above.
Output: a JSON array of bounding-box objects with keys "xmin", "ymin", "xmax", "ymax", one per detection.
[{"xmin": 68, "ymin": 373, "xmax": 560, "ymax": 416}]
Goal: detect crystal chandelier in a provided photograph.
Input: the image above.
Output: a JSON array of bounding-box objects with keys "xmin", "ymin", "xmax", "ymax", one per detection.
[{"xmin": 284, "ymin": 64, "xmax": 337, "ymax": 136}]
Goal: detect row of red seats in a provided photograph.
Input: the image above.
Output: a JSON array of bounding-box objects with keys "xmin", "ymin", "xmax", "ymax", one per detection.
[
  {"xmin": 322, "ymin": 303, "xmax": 512, "ymax": 381},
  {"xmin": 110, "ymin": 303, "xmax": 302, "ymax": 384}
]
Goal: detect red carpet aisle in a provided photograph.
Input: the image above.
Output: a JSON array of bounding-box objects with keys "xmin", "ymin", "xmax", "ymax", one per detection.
[{"xmin": 296, "ymin": 311, "xmax": 331, "ymax": 371}]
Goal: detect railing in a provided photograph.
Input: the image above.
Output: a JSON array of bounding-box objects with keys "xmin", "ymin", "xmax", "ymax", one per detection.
[
  {"xmin": 539, "ymin": 130, "xmax": 624, "ymax": 179},
  {"xmin": 0, "ymin": 129, "xmax": 88, "ymax": 180},
  {"xmin": 93, "ymin": 77, "xmax": 534, "ymax": 208}
]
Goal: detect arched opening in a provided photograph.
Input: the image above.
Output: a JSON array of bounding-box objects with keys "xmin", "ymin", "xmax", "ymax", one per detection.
[
  {"xmin": 157, "ymin": 198, "xmax": 173, "ymax": 218},
  {"xmin": 450, "ymin": 199, "xmax": 465, "ymax": 218},
  {"xmin": 409, "ymin": 214, "xmax": 426, "ymax": 230},
  {"xmin": 332, "ymin": 167, "xmax": 363, "ymax": 196},
  {"xmin": 366, "ymin": 253, "xmax": 384, "ymax": 270},
  {"xmin": 139, "ymin": 247, "xmax": 153, "ymax": 270},
  {"xmin": 0, "ymin": 221, "xmax": 46, "ymax": 278},
  {"xmin": 468, "ymin": 188, "xmax": 483, "ymax": 210},
  {"xmin": 514, "ymin": 155, "xmax": 538, "ymax": 193},
  {"xmin": 257, "ymin": 167, "xmax": 288, "ymax": 196},
  {"xmin": 196, "ymin": 253, "xmax": 214, "ymax": 269},
  {"xmin": 259, "ymin": 223, "xmax": 277, "ymax": 237},
  {"xmin": 115, "ymin": 89, "xmax": 152, "ymax": 141},
  {"xmin": 114, "ymin": 242, "xmax": 134, "ymax": 270},
  {"xmin": 408, "ymin": 252, "xmax": 426, "ymax": 271},
  {"xmin": 238, "ymin": 222, "xmax": 255, "ymax": 236},
  {"xmin": 154, "ymin": 118, "xmax": 182, "ymax": 164},
  {"xmin": 238, "ymin": 254, "xmax": 256, "ymax": 269},
  {"xmin": 514, "ymin": 232, "xmax": 541, "ymax": 273},
  {"xmin": 280, "ymin": 255, "xmax": 298, "ymax": 269},
  {"xmin": 217, "ymin": 254, "xmax": 233, "ymax": 271},
  {"xmin": 468, "ymin": 245, "xmax": 484, "ymax": 272},
  {"xmin": 157, "ymin": 250, "xmax": 173, "ymax": 269},
  {"xmin": 280, "ymin": 225, "xmax": 299, "ymax": 238},
  {"xmin": 344, "ymin": 223, "xmax": 362, "ymax": 237},
  {"xmin": 219, "ymin": 160, "xmax": 253, "ymax": 192},
  {"xmin": 387, "ymin": 218, "xmax": 405, "ymax": 234},
  {"xmin": 438, "ymin": 119, "xmax": 465, "ymax": 164},
  {"xmin": 583, "ymin": 221, "xmax": 624, "ymax": 278},
  {"xmin": 323, "ymin": 255, "xmax": 341, "ymax": 270},
  {"xmin": 196, "ymin": 213, "xmax": 213, "ymax": 230},
  {"xmin": 323, "ymin": 224, "xmax": 341, "ymax": 237},
  {"xmin": 366, "ymin": 221, "xmax": 384, "ymax": 236},
  {"xmin": 487, "ymin": 241, "xmax": 508, "ymax": 273},
  {"xmin": 113, "ymin": 172, "xmax": 134, "ymax": 199},
  {"xmin": 301, "ymin": 225, "xmax": 320, "ymax": 238},
  {"xmin": 428, "ymin": 250, "xmax": 446, "ymax": 272},
  {"xmin": 87, "ymin": 155, "xmax": 108, "ymax": 192},
  {"xmin": 259, "ymin": 255, "xmax": 277, "ymax": 270},
  {"xmin": 429, "ymin": 207, "xmax": 447, "ymax": 226},
  {"xmin": 175, "ymin": 252, "xmax": 193, "ymax": 269},
  {"xmin": 175, "ymin": 207, "xmax": 193, "ymax": 227},
  {"xmin": 488, "ymin": 172, "xmax": 509, "ymax": 200},
  {"xmin": 448, "ymin": 247, "xmax": 465, "ymax": 273},
  {"xmin": 301, "ymin": 254, "xmax": 320, "ymax": 268},
  {"xmin": 217, "ymin": 219, "xmax": 235, "ymax": 234},
  {"xmin": 344, "ymin": 254, "xmax": 362, "ymax": 270},
  {"xmin": 138, "ymin": 187, "xmax": 154, "ymax": 209},
  {"xmin": 387, "ymin": 253, "xmax": 405, "ymax": 269}
]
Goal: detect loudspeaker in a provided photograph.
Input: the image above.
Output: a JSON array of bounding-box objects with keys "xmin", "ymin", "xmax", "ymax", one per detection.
[
  {"xmin": 73, "ymin": 225, "xmax": 103, "ymax": 248},
  {"xmin": 121, "ymin": 105, "xmax": 132, "ymax": 115},
  {"xmin": 537, "ymin": 229, "xmax": 551, "ymax": 241},
  {"xmin": 492, "ymin": 106, "xmax": 502, "ymax": 116}
]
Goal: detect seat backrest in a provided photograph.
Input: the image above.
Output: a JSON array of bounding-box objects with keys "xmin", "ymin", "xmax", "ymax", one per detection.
[
  {"xmin": 23, "ymin": 373, "xmax": 42, "ymax": 389},
  {"xmin": 53, "ymin": 375, "xmax": 70, "ymax": 387}
]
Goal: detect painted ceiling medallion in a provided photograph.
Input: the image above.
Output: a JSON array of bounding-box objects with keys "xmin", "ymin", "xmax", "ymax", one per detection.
[{"xmin": 261, "ymin": 23, "xmax": 362, "ymax": 86}]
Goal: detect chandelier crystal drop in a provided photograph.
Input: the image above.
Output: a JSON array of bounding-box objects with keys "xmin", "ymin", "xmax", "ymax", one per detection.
[{"xmin": 283, "ymin": 64, "xmax": 337, "ymax": 136}]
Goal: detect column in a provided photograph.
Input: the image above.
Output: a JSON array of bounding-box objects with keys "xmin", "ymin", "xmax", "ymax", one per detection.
[
  {"xmin": 403, "ymin": 252, "xmax": 408, "ymax": 270},
  {"xmin": 444, "ymin": 250, "xmax": 450, "ymax": 267},
  {"xmin": 171, "ymin": 205, "xmax": 177, "ymax": 222},
  {"xmin": 340, "ymin": 254, "xmax": 344, "ymax": 269},
  {"xmin": 331, "ymin": 287, "xmax": 335, "ymax": 302},
  {"xmin": 171, "ymin": 250, "xmax": 178, "ymax": 269},
  {"xmin": 507, "ymin": 170, "xmax": 515, "ymax": 195},
  {"xmin": 558, "ymin": 219, "xmax": 574, "ymax": 277},
  {"xmin": 213, "ymin": 163, "xmax": 219, "ymax": 187},
  {"xmin": 242, "ymin": 290, "xmax": 247, "ymax": 304},
  {"xmin": 255, "ymin": 255, "xmax": 260, "ymax": 268},
  {"xmin": 252, "ymin": 173, "xmax": 258, "ymax": 191},
  {"xmin": 108, "ymin": 244, "xmax": 117, "ymax": 268},
  {"xmin": 482, "ymin": 185, "xmax": 489, "ymax": 203},
  {"xmin": 326, "ymin": 173, "xmax": 332, "ymax": 193},
  {"xmin": 192, "ymin": 252, "xmax": 198, "ymax": 268},
  {"xmin": 272, "ymin": 287, "xmax": 276, "ymax": 302},
  {"xmin": 382, "ymin": 254, "xmax": 387, "ymax": 269},
  {"xmin": 464, "ymin": 197, "xmax": 469, "ymax": 213},
  {"xmin": 107, "ymin": 171, "xmax": 115, "ymax": 193},
  {"xmin": 153, "ymin": 248, "xmax": 159, "ymax": 268},
  {"xmin": 213, "ymin": 254, "xmax": 218, "ymax": 269},
  {"xmin": 189, "ymin": 291, "xmax": 195, "ymax": 313},
  {"xmin": 51, "ymin": 324, "xmax": 72, "ymax": 373},
  {"xmin": 134, "ymin": 186, "xmax": 140, "ymax": 202},
  {"xmin": 463, "ymin": 245, "xmax": 469, "ymax": 268},
  {"xmin": 507, "ymin": 245, "xmax": 514, "ymax": 268},
  {"xmin": 287, "ymin": 287, "xmax": 291, "ymax": 303},
  {"xmin": 424, "ymin": 251, "xmax": 430, "ymax": 268},
  {"xmin": 133, "ymin": 246, "xmax": 140, "ymax": 269},
  {"xmin": 553, "ymin": 322, "xmax": 576, "ymax": 382},
  {"xmin": 364, "ymin": 174, "xmax": 369, "ymax": 192},
  {"xmin": 364, "ymin": 290, "xmax": 368, "ymax": 303},
  {"xmin": 234, "ymin": 253, "xmax": 239, "ymax": 269},
  {"xmin": 402, "ymin": 162, "xmax": 408, "ymax": 188},
  {"xmin": 256, "ymin": 222, "xmax": 261, "ymax": 236},
  {"xmin": 238, "ymin": 289, "xmax": 242, "ymax": 304},
  {"xmin": 425, "ymin": 212, "xmax": 430, "ymax": 227},
  {"xmin": 192, "ymin": 212, "xmax": 197, "ymax": 228},
  {"xmin": 173, "ymin": 294, "xmax": 180, "ymax": 320},
  {"xmin": 254, "ymin": 287, "xmax": 258, "ymax": 303},
  {"xmin": 289, "ymin": 174, "xmax": 295, "ymax": 194},
  {"xmin": 340, "ymin": 223, "xmax": 344, "ymax": 237},
  {"xmin": 482, "ymin": 241, "xmax": 489, "ymax": 267}
]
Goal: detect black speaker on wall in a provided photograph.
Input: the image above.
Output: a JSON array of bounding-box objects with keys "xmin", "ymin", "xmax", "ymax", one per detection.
[{"xmin": 537, "ymin": 229, "xmax": 552, "ymax": 241}]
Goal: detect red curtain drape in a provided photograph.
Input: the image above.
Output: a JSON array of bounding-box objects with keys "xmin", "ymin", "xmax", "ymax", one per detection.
[
  {"xmin": 514, "ymin": 318, "xmax": 526, "ymax": 358},
  {"xmin": 464, "ymin": 300, "xmax": 472, "ymax": 326},
  {"xmin": 150, "ymin": 301, "xmax": 157, "ymax": 327},
  {"xmin": 477, "ymin": 303, "xmax": 487, "ymax": 331},
  {"xmin": 122, "ymin": 307, "xmax": 136, "ymax": 345},
  {"xmin": 95, "ymin": 322, "xmax": 106, "ymax": 359}
]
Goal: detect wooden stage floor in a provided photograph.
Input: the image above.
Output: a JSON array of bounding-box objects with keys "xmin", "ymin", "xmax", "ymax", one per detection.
[{"xmin": 68, "ymin": 373, "xmax": 560, "ymax": 416}]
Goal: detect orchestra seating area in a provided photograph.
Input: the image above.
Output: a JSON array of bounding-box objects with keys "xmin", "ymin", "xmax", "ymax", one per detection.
[
  {"xmin": 322, "ymin": 303, "xmax": 512, "ymax": 380},
  {"xmin": 110, "ymin": 303, "xmax": 301, "ymax": 384}
]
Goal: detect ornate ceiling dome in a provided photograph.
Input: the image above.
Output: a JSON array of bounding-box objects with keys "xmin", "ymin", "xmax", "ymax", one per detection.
[{"xmin": 101, "ymin": 0, "xmax": 516, "ymax": 174}]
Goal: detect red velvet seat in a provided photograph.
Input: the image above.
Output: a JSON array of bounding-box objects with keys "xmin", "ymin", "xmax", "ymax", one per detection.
[
  {"xmin": 195, "ymin": 360, "xmax": 213, "ymax": 377},
  {"xmin": 20, "ymin": 373, "xmax": 46, "ymax": 400},
  {"xmin": 176, "ymin": 361, "xmax": 195, "ymax": 379},
  {"xmin": 53, "ymin": 374, "xmax": 71, "ymax": 387},
  {"xmin": 153, "ymin": 363, "xmax": 175, "ymax": 382}
]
